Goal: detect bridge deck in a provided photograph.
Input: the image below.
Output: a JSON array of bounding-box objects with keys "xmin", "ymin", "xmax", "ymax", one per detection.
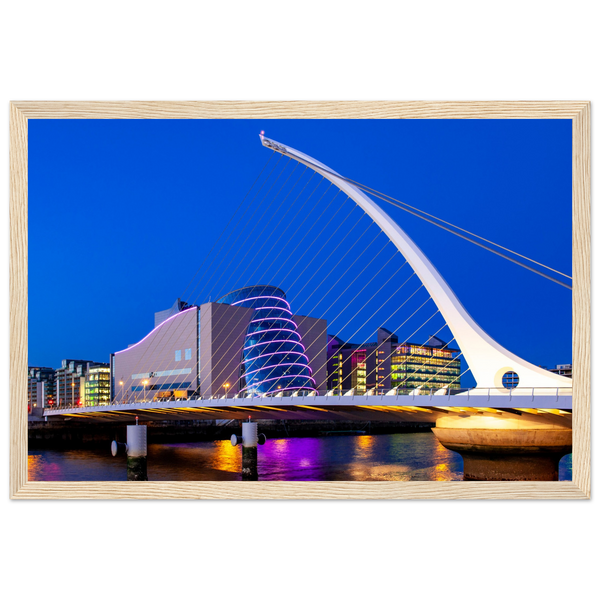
[{"xmin": 43, "ymin": 392, "xmax": 572, "ymax": 424}]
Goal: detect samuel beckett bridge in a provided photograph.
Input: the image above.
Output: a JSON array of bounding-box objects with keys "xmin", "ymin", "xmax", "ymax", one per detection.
[{"xmin": 45, "ymin": 135, "xmax": 573, "ymax": 481}]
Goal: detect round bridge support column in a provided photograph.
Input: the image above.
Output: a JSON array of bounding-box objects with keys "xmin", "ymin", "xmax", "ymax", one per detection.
[
  {"xmin": 111, "ymin": 423, "xmax": 148, "ymax": 480},
  {"xmin": 432, "ymin": 413, "xmax": 572, "ymax": 481},
  {"xmin": 231, "ymin": 420, "xmax": 266, "ymax": 481},
  {"xmin": 126, "ymin": 424, "xmax": 148, "ymax": 481}
]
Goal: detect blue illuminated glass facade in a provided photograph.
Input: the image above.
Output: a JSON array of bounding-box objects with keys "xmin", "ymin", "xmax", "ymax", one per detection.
[{"xmin": 217, "ymin": 285, "xmax": 315, "ymax": 396}]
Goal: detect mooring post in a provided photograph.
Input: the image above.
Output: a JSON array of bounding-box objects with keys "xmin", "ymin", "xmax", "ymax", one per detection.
[
  {"xmin": 231, "ymin": 418, "xmax": 266, "ymax": 481},
  {"xmin": 111, "ymin": 418, "xmax": 148, "ymax": 481}
]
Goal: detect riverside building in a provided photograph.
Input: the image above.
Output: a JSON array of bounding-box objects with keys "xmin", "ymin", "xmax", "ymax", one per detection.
[
  {"xmin": 327, "ymin": 329, "xmax": 461, "ymax": 394},
  {"xmin": 112, "ymin": 286, "xmax": 328, "ymax": 402},
  {"xmin": 549, "ymin": 364, "xmax": 572, "ymax": 378},
  {"xmin": 28, "ymin": 367, "xmax": 55, "ymax": 414},
  {"xmin": 82, "ymin": 364, "xmax": 111, "ymax": 405},
  {"xmin": 55, "ymin": 359, "xmax": 109, "ymax": 407}
]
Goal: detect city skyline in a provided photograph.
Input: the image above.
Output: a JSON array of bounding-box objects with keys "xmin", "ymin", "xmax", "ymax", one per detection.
[{"xmin": 29, "ymin": 119, "xmax": 572, "ymax": 388}]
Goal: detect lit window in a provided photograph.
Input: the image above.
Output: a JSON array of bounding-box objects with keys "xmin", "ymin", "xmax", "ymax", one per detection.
[
  {"xmin": 185, "ymin": 348, "xmax": 192, "ymax": 360},
  {"xmin": 175, "ymin": 350, "xmax": 181, "ymax": 362}
]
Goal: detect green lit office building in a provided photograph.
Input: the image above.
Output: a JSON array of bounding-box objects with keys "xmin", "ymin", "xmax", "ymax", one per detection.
[
  {"xmin": 327, "ymin": 328, "xmax": 461, "ymax": 394},
  {"xmin": 83, "ymin": 364, "xmax": 111, "ymax": 405}
]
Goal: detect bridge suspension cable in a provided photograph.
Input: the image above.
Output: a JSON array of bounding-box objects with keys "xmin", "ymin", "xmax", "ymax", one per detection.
[
  {"xmin": 178, "ymin": 159, "xmax": 447, "ymax": 397},
  {"xmin": 363, "ymin": 190, "xmax": 573, "ymax": 290},
  {"xmin": 112, "ymin": 152, "xmax": 451, "ymax": 404},
  {"xmin": 270, "ymin": 150, "xmax": 573, "ymax": 290},
  {"xmin": 111, "ymin": 135, "xmax": 571, "ymax": 407},
  {"xmin": 259, "ymin": 134, "xmax": 575, "ymax": 392},
  {"xmin": 119, "ymin": 147, "xmax": 482, "ymax": 400}
]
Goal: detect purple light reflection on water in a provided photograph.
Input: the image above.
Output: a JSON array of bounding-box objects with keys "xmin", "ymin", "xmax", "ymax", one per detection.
[
  {"xmin": 255, "ymin": 435, "xmax": 573, "ymax": 482},
  {"xmin": 28, "ymin": 449, "xmax": 127, "ymax": 482},
  {"xmin": 27, "ymin": 433, "xmax": 573, "ymax": 482},
  {"xmin": 252, "ymin": 433, "xmax": 465, "ymax": 482}
]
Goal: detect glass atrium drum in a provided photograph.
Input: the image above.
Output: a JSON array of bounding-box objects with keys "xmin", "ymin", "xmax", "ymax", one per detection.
[{"xmin": 217, "ymin": 285, "xmax": 315, "ymax": 396}]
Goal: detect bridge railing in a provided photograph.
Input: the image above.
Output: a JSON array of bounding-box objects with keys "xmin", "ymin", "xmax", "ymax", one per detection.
[{"xmin": 42, "ymin": 386, "xmax": 572, "ymax": 412}]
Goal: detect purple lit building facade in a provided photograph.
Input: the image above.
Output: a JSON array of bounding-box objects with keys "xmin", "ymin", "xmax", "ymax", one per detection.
[{"xmin": 112, "ymin": 287, "xmax": 327, "ymax": 401}]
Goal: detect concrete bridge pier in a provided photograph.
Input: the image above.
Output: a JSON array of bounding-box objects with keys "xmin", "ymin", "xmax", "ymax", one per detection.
[
  {"xmin": 231, "ymin": 420, "xmax": 266, "ymax": 481},
  {"xmin": 111, "ymin": 423, "xmax": 148, "ymax": 481},
  {"xmin": 432, "ymin": 412, "xmax": 572, "ymax": 481}
]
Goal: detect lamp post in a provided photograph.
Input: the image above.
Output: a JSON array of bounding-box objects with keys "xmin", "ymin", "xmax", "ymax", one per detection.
[
  {"xmin": 119, "ymin": 380, "xmax": 124, "ymax": 404},
  {"xmin": 224, "ymin": 382, "xmax": 230, "ymax": 397},
  {"xmin": 71, "ymin": 381, "xmax": 75, "ymax": 407},
  {"xmin": 142, "ymin": 380, "xmax": 148, "ymax": 402}
]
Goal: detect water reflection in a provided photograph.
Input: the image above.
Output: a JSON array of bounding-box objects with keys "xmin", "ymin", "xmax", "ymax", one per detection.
[
  {"xmin": 255, "ymin": 431, "xmax": 463, "ymax": 482},
  {"xmin": 28, "ymin": 432, "xmax": 573, "ymax": 483},
  {"xmin": 147, "ymin": 442, "xmax": 240, "ymax": 480},
  {"xmin": 28, "ymin": 449, "xmax": 126, "ymax": 481}
]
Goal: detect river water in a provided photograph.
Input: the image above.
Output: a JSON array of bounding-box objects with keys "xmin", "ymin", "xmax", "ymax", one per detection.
[{"xmin": 28, "ymin": 432, "xmax": 573, "ymax": 482}]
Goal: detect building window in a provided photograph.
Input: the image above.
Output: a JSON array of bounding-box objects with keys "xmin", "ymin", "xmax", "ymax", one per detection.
[
  {"xmin": 185, "ymin": 348, "xmax": 192, "ymax": 360},
  {"xmin": 175, "ymin": 350, "xmax": 181, "ymax": 362}
]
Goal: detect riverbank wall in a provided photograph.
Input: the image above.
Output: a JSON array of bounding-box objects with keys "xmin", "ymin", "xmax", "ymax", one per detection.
[{"xmin": 28, "ymin": 419, "xmax": 433, "ymax": 449}]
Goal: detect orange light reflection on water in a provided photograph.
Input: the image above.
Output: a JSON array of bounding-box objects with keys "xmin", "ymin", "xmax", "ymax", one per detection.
[
  {"xmin": 354, "ymin": 434, "xmax": 374, "ymax": 460},
  {"xmin": 28, "ymin": 454, "xmax": 63, "ymax": 481},
  {"xmin": 431, "ymin": 436, "xmax": 462, "ymax": 481},
  {"xmin": 210, "ymin": 440, "xmax": 241, "ymax": 473},
  {"xmin": 356, "ymin": 435, "xmax": 374, "ymax": 449}
]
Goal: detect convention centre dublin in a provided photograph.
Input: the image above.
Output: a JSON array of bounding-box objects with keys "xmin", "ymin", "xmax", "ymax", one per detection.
[{"xmin": 109, "ymin": 285, "xmax": 460, "ymax": 403}]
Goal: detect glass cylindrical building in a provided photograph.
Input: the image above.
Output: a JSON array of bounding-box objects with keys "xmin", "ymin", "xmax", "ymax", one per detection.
[{"xmin": 217, "ymin": 285, "xmax": 315, "ymax": 396}]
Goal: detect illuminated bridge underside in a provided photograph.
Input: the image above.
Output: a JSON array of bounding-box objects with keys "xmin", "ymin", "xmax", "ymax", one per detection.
[{"xmin": 44, "ymin": 393, "xmax": 572, "ymax": 425}]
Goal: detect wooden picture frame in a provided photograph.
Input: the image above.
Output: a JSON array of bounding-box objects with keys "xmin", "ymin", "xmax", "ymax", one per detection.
[{"xmin": 10, "ymin": 101, "xmax": 590, "ymax": 499}]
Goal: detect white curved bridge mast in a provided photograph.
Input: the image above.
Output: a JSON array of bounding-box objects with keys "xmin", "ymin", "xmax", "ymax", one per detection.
[{"xmin": 260, "ymin": 134, "xmax": 571, "ymax": 391}]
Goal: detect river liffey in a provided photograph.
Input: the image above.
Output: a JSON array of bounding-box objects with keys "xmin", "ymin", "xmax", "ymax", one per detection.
[{"xmin": 28, "ymin": 432, "xmax": 573, "ymax": 482}]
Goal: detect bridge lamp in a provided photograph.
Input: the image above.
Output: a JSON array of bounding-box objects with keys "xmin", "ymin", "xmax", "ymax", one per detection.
[
  {"xmin": 142, "ymin": 380, "xmax": 148, "ymax": 402},
  {"xmin": 224, "ymin": 382, "xmax": 230, "ymax": 396}
]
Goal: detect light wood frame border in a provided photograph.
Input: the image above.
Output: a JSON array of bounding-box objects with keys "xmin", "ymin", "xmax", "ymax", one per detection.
[{"xmin": 10, "ymin": 101, "xmax": 590, "ymax": 500}]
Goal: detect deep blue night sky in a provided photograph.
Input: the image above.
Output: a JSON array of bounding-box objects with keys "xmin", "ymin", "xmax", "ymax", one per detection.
[{"xmin": 29, "ymin": 119, "xmax": 572, "ymax": 387}]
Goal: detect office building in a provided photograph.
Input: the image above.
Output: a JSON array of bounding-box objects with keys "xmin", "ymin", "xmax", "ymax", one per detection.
[
  {"xmin": 55, "ymin": 359, "xmax": 108, "ymax": 407},
  {"xmin": 548, "ymin": 364, "xmax": 572, "ymax": 378},
  {"xmin": 28, "ymin": 367, "xmax": 55, "ymax": 414},
  {"xmin": 327, "ymin": 328, "xmax": 461, "ymax": 393},
  {"xmin": 82, "ymin": 364, "xmax": 111, "ymax": 405},
  {"xmin": 112, "ymin": 286, "xmax": 328, "ymax": 401}
]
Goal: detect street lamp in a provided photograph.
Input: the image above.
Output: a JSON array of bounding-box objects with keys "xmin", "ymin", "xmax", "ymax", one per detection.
[
  {"xmin": 224, "ymin": 382, "xmax": 230, "ymax": 397},
  {"xmin": 142, "ymin": 380, "xmax": 148, "ymax": 402},
  {"xmin": 119, "ymin": 380, "xmax": 124, "ymax": 404}
]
